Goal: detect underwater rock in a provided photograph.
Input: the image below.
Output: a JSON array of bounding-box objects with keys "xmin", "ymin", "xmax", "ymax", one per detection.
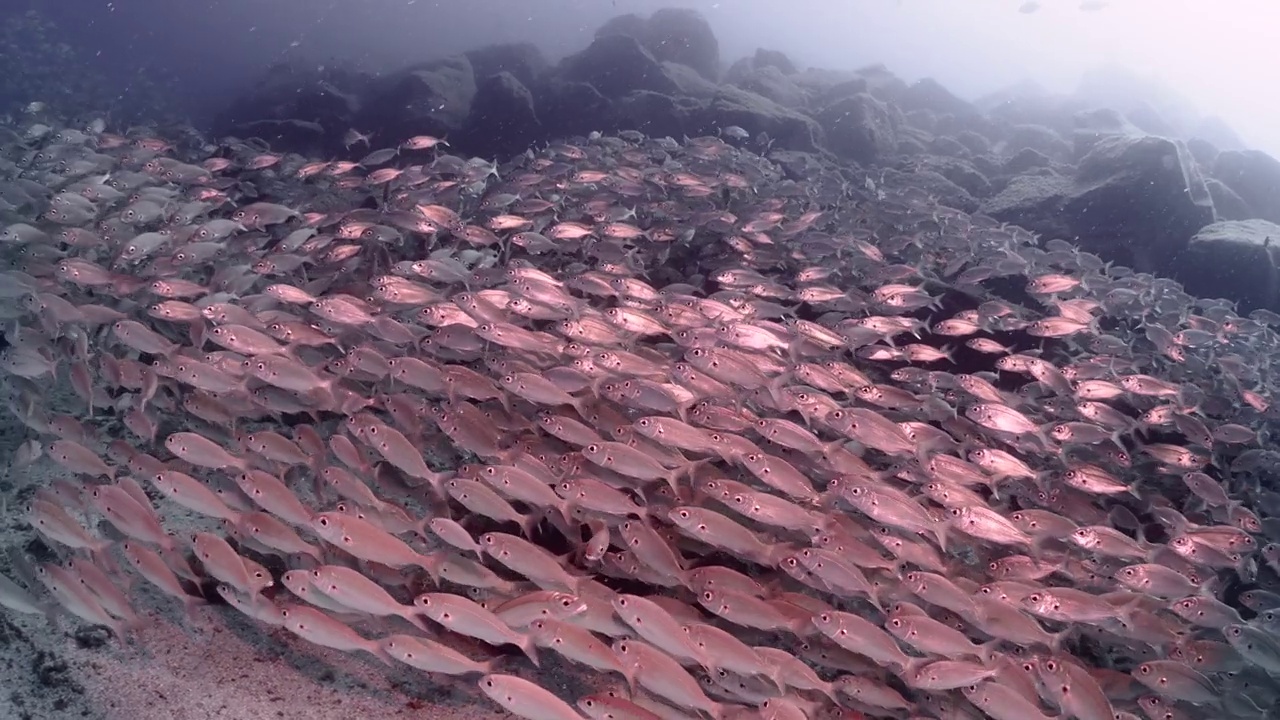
[
  {"xmin": 658, "ymin": 61, "xmax": 722, "ymax": 99},
  {"xmin": 854, "ymin": 63, "xmax": 910, "ymax": 102},
  {"xmin": 1004, "ymin": 123, "xmax": 1072, "ymax": 160},
  {"xmin": 954, "ymin": 129, "xmax": 992, "ymax": 155},
  {"xmin": 910, "ymin": 155, "xmax": 993, "ymax": 198},
  {"xmin": 752, "ymin": 48, "xmax": 798, "ymax": 75},
  {"xmin": 926, "ymin": 135, "xmax": 973, "ymax": 159},
  {"xmin": 898, "ymin": 77, "xmax": 978, "ymax": 119},
  {"xmin": 1003, "ymin": 147, "xmax": 1052, "ymax": 174},
  {"xmin": 1186, "ymin": 136, "xmax": 1220, "ymax": 166},
  {"xmin": 981, "ymin": 173, "xmax": 1073, "ymax": 236},
  {"xmin": 211, "ymin": 63, "xmax": 366, "ymax": 155},
  {"xmin": 193, "ymin": 3, "xmax": 1280, "ymax": 320},
  {"xmin": 1205, "ymin": 178, "xmax": 1253, "ymax": 221},
  {"xmin": 464, "ymin": 42, "xmax": 548, "ymax": 91},
  {"xmin": 457, "ymin": 71, "xmax": 542, "ymax": 160},
  {"xmin": 703, "ymin": 85, "xmax": 824, "ymax": 153},
  {"xmin": 617, "ymin": 90, "xmax": 698, "ymax": 139},
  {"xmin": 731, "ymin": 65, "xmax": 808, "ymax": 110},
  {"xmin": 1213, "ymin": 149, "xmax": 1280, "ymax": 225},
  {"xmin": 560, "ymin": 34, "xmax": 681, "ymax": 99},
  {"xmin": 1171, "ymin": 219, "xmax": 1280, "ymax": 313},
  {"xmin": 357, "ymin": 55, "xmax": 477, "ymax": 144},
  {"xmin": 538, "ymin": 79, "xmax": 618, "ymax": 141},
  {"xmin": 642, "ymin": 7, "xmax": 721, "ymax": 80},
  {"xmin": 1192, "ymin": 114, "xmax": 1246, "ymax": 152},
  {"xmin": 1064, "ymin": 134, "xmax": 1215, "ymax": 270},
  {"xmin": 816, "ymin": 92, "xmax": 902, "ymax": 164},
  {"xmin": 1071, "ymin": 107, "xmax": 1146, "ymax": 158}
]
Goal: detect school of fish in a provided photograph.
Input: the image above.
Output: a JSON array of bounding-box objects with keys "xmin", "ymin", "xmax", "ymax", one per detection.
[{"xmin": 0, "ymin": 113, "xmax": 1279, "ymax": 720}]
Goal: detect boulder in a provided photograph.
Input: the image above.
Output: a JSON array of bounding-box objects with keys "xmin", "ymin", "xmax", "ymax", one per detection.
[
  {"xmin": 1004, "ymin": 124, "xmax": 1071, "ymax": 160},
  {"xmin": 561, "ymin": 34, "xmax": 680, "ymax": 98},
  {"xmin": 1003, "ymin": 147, "xmax": 1051, "ymax": 174},
  {"xmin": 457, "ymin": 72, "xmax": 541, "ymax": 159},
  {"xmin": 979, "ymin": 83, "xmax": 1071, "ymax": 133},
  {"xmin": 855, "ymin": 64, "xmax": 908, "ymax": 102},
  {"xmin": 595, "ymin": 13, "xmax": 646, "ymax": 39},
  {"xmin": 1170, "ymin": 220, "xmax": 1280, "ymax": 313},
  {"xmin": 980, "ymin": 173, "xmax": 1072, "ymax": 240},
  {"xmin": 357, "ymin": 55, "xmax": 476, "ymax": 146},
  {"xmin": 643, "ymin": 8, "xmax": 720, "ymax": 80},
  {"xmin": 932, "ymin": 112, "xmax": 995, "ymax": 141},
  {"xmin": 1213, "ymin": 150, "xmax": 1280, "ymax": 224},
  {"xmin": 969, "ymin": 154, "xmax": 1005, "ymax": 181},
  {"xmin": 909, "ymin": 156, "xmax": 992, "ymax": 198},
  {"xmin": 733, "ymin": 65, "xmax": 807, "ymax": 109},
  {"xmin": 539, "ymin": 80, "xmax": 617, "ymax": 140},
  {"xmin": 1070, "ymin": 107, "xmax": 1144, "ymax": 158},
  {"xmin": 617, "ymin": 91, "xmax": 700, "ymax": 139},
  {"xmin": 904, "ymin": 110, "xmax": 938, "ymax": 133},
  {"xmin": 1204, "ymin": 179, "xmax": 1252, "ymax": 222},
  {"xmin": 899, "ymin": 78, "xmax": 976, "ymax": 118},
  {"xmin": 897, "ymin": 136, "xmax": 928, "ymax": 157},
  {"xmin": 1186, "ymin": 137, "xmax": 1218, "ymax": 167},
  {"xmin": 954, "ymin": 130, "xmax": 992, "ymax": 155},
  {"xmin": 796, "ymin": 69, "xmax": 866, "ymax": 106},
  {"xmin": 699, "ymin": 86, "xmax": 824, "ymax": 153},
  {"xmin": 212, "ymin": 63, "xmax": 367, "ymax": 155},
  {"xmin": 884, "ymin": 168, "xmax": 978, "ymax": 213},
  {"xmin": 660, "ymin": 61, "xmax": 721, "ymax": 99},
  {"xmin": 464, "ymin": 43, "xmax": 547, "ymax": 90},
  {"xmin": 1192, "ymin": 115, "xmax": 1245, "ymax": 151},
  {"xmin": 752, "ymin": 48, "xmax": 797, "ymax": 75},
  {"xmin": 927, "ymin": 136, "xmax": 971, "ymax": 160},
  {"xmin": 1063, "ymin": 135, "xmax": 1215, "ymax": 271},
  {"xmin": 1124, "ymin": 100, "xmax": 1174, "ymax": 136},
  {"xmin": 726, "ymin": 48, "xmax": 798, "ymax": 85},
  {"xmin": 816, "ymin": 92, "xmax": 901, "ymax": 165}
]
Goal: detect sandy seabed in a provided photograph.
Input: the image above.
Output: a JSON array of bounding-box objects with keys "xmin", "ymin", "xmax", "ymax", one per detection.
[
  {"xmin": 0, "ymin": 391, "xmax": 550, "ymax": 720},
  {"xmin": 0, "ymin": 556, "xmax": 536, "ymax": 720}
]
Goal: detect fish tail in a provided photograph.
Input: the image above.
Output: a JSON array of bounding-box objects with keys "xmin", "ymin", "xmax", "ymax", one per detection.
[
  {"xmin": 407, "ymin": 613, "xmax": 434, "ymax": 634},
  {"xmin": 520, "ymin": 635, "xmax": 541, "ymax": 667},
  {"xmin": 368, "ymin": 642, "xmax": 397, "ymax": 667},
  {"xmin": 1049, "ymin": 626, "xmax": 1072, "ymax": 652},
  {"xmin": 978, "ymin": 639, "xmax": 1001, "ymax": 665},
  {"xmin": 179, "ymin": 594, "xmax": 208, "ymax": 624},
  {"xmin": 519, "ymin": 511, "xmax": 540, "ymax": 539}
]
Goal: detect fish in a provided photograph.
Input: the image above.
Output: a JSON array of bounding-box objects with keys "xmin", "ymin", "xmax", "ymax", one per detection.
[
  {"xmin": 612, "ymin": 639, "xmax": 725, "ymax": 719},
  {"xmin": 529, "ymin": 618, "xmax": 631, "ymax": 683},
  {"xmin": 4, "ymin": 108, "xmax": 1280, "ymax": 720},
  {"xmin": 280, "ymin": 603, "xmax": 389, "ymax": 663},
  {"xmin": 310, "ymin": 512, "xmax": 441, "ymax": 580},
  {"xmin": 478, "ymin": 674, "xmax": 583, "ymax": 720},
  {"xmin": 414, "ymin": 592, "xmax": 539, "ymax": 665},
  {"xmin": 1131, "ymin": 660, "xmax": 1219, "ymax": 705},
  {"xmin": 307, "ymin": 565, "xmax": 431, "ymax": 632}
]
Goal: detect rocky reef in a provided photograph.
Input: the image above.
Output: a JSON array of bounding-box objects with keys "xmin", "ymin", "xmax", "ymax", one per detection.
[{"xmin": 210, "ymin": 8, "xmax": 1280, "ymax": 315}]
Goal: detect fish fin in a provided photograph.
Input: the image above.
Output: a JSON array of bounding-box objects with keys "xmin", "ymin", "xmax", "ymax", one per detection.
[
  {"xmin": 407, "ymin": 613, "xmax": 434, "ymax": 634},
  {"xmin": 416, "ymin": 552, "xmax": 442, "ymax": 586},
  {"xmin": 978, "ymin": 639, "xmax": 1002, "ymax": 665},
  {"xmin": 1196, "ymin": 574, "xmax": 1222, "ymax": 598},
  {"xmin": 520, "ymin": 635, "xmax": 541, "ymax": 667},
  {"xmin": 518, "ymin": 511, "xmax": 541, "ymax": 539},
  {"xmin": 1048, "ymin": 626, "xmax": 1072, "ymax": 652}
]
